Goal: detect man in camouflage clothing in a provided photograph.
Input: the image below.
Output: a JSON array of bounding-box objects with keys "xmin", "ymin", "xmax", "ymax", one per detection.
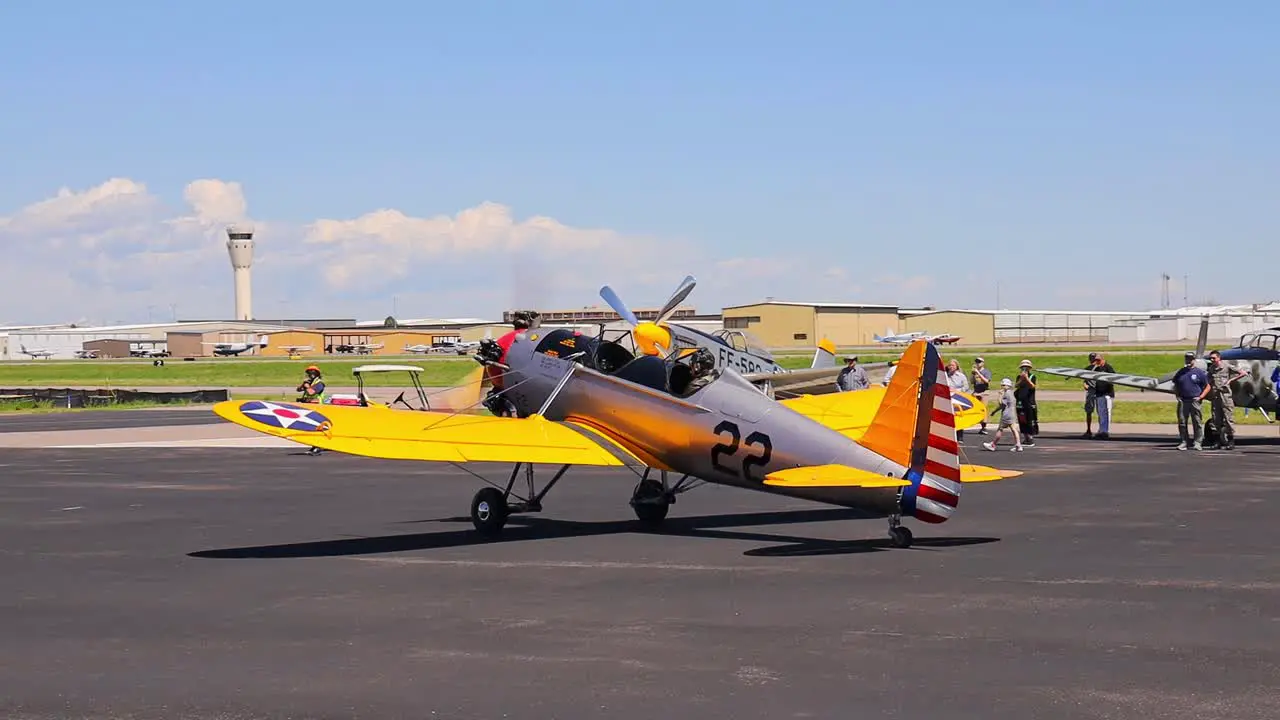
[{"xmin": 1207, "ymin": 350, "xmax": 1247, "ymax": 450}]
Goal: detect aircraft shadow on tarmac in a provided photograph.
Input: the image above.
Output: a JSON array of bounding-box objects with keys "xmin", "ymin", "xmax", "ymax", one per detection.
[{"xmin": 189, "ymin": 508, "xmax": 999, "ymax": 560}]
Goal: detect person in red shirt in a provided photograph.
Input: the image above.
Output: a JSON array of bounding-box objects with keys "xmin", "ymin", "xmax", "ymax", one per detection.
[
  {"xmin": 480, "ymin": 311, "xmax": 539, "ymax": 416},
  {"xmin": 485, "ymin": 313, "xmax": 534, "ymax": 390}
]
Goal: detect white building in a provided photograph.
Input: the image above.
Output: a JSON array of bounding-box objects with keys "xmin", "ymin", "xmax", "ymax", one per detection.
[
  {"xmin": 1108, "ymin": 303, "xmax": 1280, "ymax": 344},
  {"xmin": 0, "ymin": 321, "xmax": 295, "ymax": 360}
]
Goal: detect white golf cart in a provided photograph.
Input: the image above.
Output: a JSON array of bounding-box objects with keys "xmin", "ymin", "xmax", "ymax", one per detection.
[{"xmin": 324, "ymin": 364, "xmax": 433, "ymax": 411}]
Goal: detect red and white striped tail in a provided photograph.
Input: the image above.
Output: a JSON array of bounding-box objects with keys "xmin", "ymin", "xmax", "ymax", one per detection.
[{"xmin": 912, "ymin": 358, "xmax": 962, "ymax": 523}]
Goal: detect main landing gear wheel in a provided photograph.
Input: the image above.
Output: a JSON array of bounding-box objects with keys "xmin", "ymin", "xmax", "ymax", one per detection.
[
  {"xmin": 889, "ymin": 526, "xmax": 913, "ymax": 548},
  {"xmin": 470, "ymin": 487, "xmax": 509, "ymax": 536},
  {"xmin": 630, "ymin": 478, "xmax": 670, "ymax": 526}
]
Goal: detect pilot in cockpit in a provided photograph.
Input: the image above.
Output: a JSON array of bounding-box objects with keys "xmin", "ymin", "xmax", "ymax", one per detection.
[{"xmin": 680, "ymin": 348, "xmax": 719, "ymax": 395}]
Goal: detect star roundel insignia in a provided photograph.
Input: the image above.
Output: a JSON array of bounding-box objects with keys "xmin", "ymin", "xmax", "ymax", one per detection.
[
  {"xmin": 951, "ymin": 394, "xmax": 974, "ymax": 411},
  {"xmin": 238, "ymin": 400, "xmax": 331, "ymax": 432}
]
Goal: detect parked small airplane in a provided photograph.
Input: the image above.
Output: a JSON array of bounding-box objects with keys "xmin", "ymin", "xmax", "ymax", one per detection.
[
  {"xmin": 74, "ymin": 349, "xmax": 99, "ymax": 359},
  {"xmin": 1040, "ymin": 319, "xmax": 1279, "ymax": 443},
  {"xmin": 214, "ymin": 335, "xmax": 1017, "ymax": 547},
  {"xmin": 599, "ymin": 276, "xmax": 866, "ymax": 398},
  {"xmin": 873, "ymin": 329, "xmax": 928, "ymax": 345},
  {"xmin": 402, "ymin": 343, "xmax": 433, "ymax": 354},
  {"xmin": 929, "ymin": 333, "xmax": 962, "ymax": 345},
  {"xmin": 333, "ymin": 342, "xmax": 385, "ymax": 355},
  {"xmin": 19, "ymin": 344, "xmax": 54, "ymax": 359},
  {"xmin": 205, "ymin": 335, "xmax": 269, "ymax": 356}
]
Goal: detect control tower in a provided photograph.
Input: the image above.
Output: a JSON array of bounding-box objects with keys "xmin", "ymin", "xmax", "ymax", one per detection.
[{"xmin": 226, "ymin": 225, "xmax": 254, "ymax": 321}]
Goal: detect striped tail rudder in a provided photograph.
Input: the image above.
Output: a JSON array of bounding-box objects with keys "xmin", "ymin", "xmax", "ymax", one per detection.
[
  {"xmin": 857, "ymin": 339, "xmax": 962, "ymax": 524},
  {"xmin": 902, "ymin": 341, "xmax": 961, "ymax": 523}
]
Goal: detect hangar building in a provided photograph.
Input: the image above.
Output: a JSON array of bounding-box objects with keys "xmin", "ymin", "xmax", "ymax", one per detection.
[
  {"xmin": 720, "ymin": 301, "xmax": 909, "ymax": 348},
  {"xmin": 720, "ymin": 301, "xmax": 1157, "ymax": 349}
]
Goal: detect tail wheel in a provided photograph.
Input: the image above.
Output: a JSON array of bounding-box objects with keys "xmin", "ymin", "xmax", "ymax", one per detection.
[
  {"xmin": 470, "ymin": 487, "xmax": 509, "ymax": 535},
  {"xmin": 630, "ymin": 478, "xmax": 670, "ymax": 525}
]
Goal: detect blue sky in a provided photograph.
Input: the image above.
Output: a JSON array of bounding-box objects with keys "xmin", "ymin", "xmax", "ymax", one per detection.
[{"xmin": 0, "ymin": 1, "xmax": 1275, "ymax": 324}]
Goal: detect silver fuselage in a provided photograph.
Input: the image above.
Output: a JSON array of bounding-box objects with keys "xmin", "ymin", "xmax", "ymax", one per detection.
[{"xmin": 498, "ymin": 331, "xmax": 909, "ymax": 517}]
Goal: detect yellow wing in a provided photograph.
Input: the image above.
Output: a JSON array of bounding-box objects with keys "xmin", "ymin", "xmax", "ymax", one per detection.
[
  {"xmin": 764, "ymin": 464, "xmax": 911, "ymax": 488},
  {"xmin": 779, "ymin": 387, "xmax": 987, "ymax": 438},
  {"xmin": 212, "ymin": 400, "xmax": 635, "ymax": 466}
]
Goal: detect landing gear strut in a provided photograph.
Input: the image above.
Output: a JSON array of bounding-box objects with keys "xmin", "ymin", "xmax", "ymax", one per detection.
[
  {"xmin": 888, "ymin": 514, "xmax": 913, "ymax": 548},
  {"xmin": 464, "ymin": 463, "xmax": 705, "ymax": 536},
  {"xmin": 628, "ymin": 468, "xmax": 703, "ymax": 527},
  {"xmin": 466, "ymin": 462, "xmax": 570, "ymax": 536}
]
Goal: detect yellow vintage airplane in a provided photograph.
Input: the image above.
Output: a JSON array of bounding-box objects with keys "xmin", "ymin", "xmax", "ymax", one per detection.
[{"xmin": 213, "ymin": 335, "xmax": 1019, "ymax": 548}]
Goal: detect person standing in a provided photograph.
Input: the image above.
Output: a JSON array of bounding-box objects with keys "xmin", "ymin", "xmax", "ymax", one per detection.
[
  {"xmin": 1015, "ymin": 359, "xmax": 1038, "ymax": 447},
  {"xmin": 1207, "ymin": 350, "xmax": 1247, "ymax": 450},
  {"xmin": 1172, "ymin": 351, "xmax": 1209, "ymax": 450},
  {"xmin": 881, "ymin": 361, "xmax": 897, "ymax": 386},
  {"xmin": 836, "ymin": 356, "xmax": 870, "ymax": 391},
  {"xmin": 970, "ymin": 357, "xmax": 992, "ymax": 435},
  {"xmin": 1082, "ymin": 352, "xmax": 1098, "ymax": 438},
  {"xmin": 982, "ymin": 378, "xmax": 1023, "ymax": 452},
  {"xmin": 1092, "ymin": 352, "xmax": 1116, "ymax": 439},
  {"xmin": 945, "ymin": 359, "xmax": 970, "ymax": 442}
]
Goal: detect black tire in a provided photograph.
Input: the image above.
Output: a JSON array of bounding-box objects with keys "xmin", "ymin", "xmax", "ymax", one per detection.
[
  {"xmin": 889, "ymin": 526, "xmax": 913, "ymax": 548},
  {"xmin": 631, "ymin": 478, "xmax": 670, "ymax": 525},
  {"xmin": 470, "ymin": 487, "xmax": 509, "ymax": 535}
]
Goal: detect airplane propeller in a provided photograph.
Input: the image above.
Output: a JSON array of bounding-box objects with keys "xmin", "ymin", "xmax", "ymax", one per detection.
[{"xmin": 599, "ymin": 275, "xmax": 696, "ymax": 356}]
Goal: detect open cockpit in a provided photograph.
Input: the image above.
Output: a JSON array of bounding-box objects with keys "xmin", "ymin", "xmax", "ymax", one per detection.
[{"xmin": 531, "ymin": 327, "xmax": 722, "ymax": 399}]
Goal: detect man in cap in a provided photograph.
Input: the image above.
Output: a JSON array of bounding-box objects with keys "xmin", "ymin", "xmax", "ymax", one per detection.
[
  {"xmin": 1206, "ymin": 350, "xmax": 1247, "ymax": 449},
  {"xmin": 1015, "ymin": 359, "xmax": 1037, "ymax": 446},
  {"xmin": 1081, "ymin": 352, "xmax": 1098, "ymax": 438},
  {"xmin": 1091, "ymin": 352, "xmax": 1116, "ymax": 439},
  {"xmin": 1172, "ymin": 351, "xmax": 1209, "ymax": 450},
  {"xmin": 836, "ymin": 355, "xmax": 870, "ymax": 392},
  {"xmin": 970, "ymin": 357, "xmax": 992, "ymax": 434}
]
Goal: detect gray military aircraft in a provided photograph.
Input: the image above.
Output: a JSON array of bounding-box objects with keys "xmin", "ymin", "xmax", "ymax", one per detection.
[
  {"xmin": 599, "ymin": 275, "xmax": 879, "ymax": 398},
  {"xmin": 213, "ymin": 332, "xmax": 1017, "ymax": 548}
]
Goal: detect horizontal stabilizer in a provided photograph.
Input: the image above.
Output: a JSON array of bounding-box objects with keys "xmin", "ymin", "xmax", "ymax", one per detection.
[
  {"xmin": 764, "ymin": 464, "xmax": 911, "ymax": 488},
  {"xmin": 960, "ymin": 464, "xmax": 1023, "ymax": 483}
]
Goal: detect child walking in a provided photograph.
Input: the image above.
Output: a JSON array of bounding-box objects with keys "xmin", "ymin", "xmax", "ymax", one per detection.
[{"xmin": 982, "ymin": 378, "xmax": 1023, "ymax": 452}]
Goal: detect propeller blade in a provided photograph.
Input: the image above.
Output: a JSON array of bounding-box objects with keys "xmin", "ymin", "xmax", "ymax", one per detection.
[
  {"xmin": 655, "ymin": 275, "xmax": 696, "ymax": 325},
  {"xmin": 599, "ymin": 285, "xmax": 639, "ymax": 326}
]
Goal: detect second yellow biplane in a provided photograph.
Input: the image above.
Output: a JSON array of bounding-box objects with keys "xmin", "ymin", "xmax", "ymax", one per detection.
[{"xmin": 213, "ymin": 333, "xmax": 1020, "ymax": 548}]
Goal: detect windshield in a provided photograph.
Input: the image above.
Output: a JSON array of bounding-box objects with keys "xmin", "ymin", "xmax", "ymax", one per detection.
[
  {"xmin": 714, "ymin": 329, "xmax": 774, "ymax": 361},
  {"xmin": 1250, "ymin": 333, "xmax": 1278, "ymax": 350}
]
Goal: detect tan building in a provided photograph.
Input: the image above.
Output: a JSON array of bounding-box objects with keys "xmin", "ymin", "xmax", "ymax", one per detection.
[
  {"xmin": 720, "ymin": 301, "xmax": 903, "ymax": 349},
  {"xmin": 82, "ymin": 339, "xmax": 133, "ymax": 358}
]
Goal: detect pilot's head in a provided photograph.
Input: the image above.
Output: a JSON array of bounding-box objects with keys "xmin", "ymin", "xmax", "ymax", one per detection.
[
  {"xmin": 512, "ymin": 312, "xmax": 533, "ymax": 330},
  {"xmin": 691, "ymin": 348, "xmax": 715, "ymax": 374}
]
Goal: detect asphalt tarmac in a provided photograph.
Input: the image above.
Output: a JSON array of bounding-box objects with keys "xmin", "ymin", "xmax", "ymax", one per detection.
[
  {"xmin": 1, "ymin": 437, "xmax": 1278, "ymax": 719},
  {"xmin": 0, "ymin": 407, "xmax": 220, "ymax": 433}
]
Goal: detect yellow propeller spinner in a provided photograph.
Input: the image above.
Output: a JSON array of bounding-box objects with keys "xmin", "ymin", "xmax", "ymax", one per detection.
[{"xmin": 634, "ymin": 321, "xmax": 673, "ymax": 356}]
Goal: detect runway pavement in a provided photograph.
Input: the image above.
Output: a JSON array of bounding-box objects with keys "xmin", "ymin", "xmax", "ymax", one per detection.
[
  {"xmin": 1, "ymin": 434, "xmax": 1278, "ymax": 718},
  {"xmin": 0, "ymin": 407, "xmax": 222, "ymax": 434}
]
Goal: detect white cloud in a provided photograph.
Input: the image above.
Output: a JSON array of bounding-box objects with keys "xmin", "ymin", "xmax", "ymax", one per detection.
[
  {"xmin": 0, "ymin": 176, "xmax": 952, "ymax": 325},
  {"xmin": 0, "ymin": 178, "xmax": 685, "ymax": 324}
]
